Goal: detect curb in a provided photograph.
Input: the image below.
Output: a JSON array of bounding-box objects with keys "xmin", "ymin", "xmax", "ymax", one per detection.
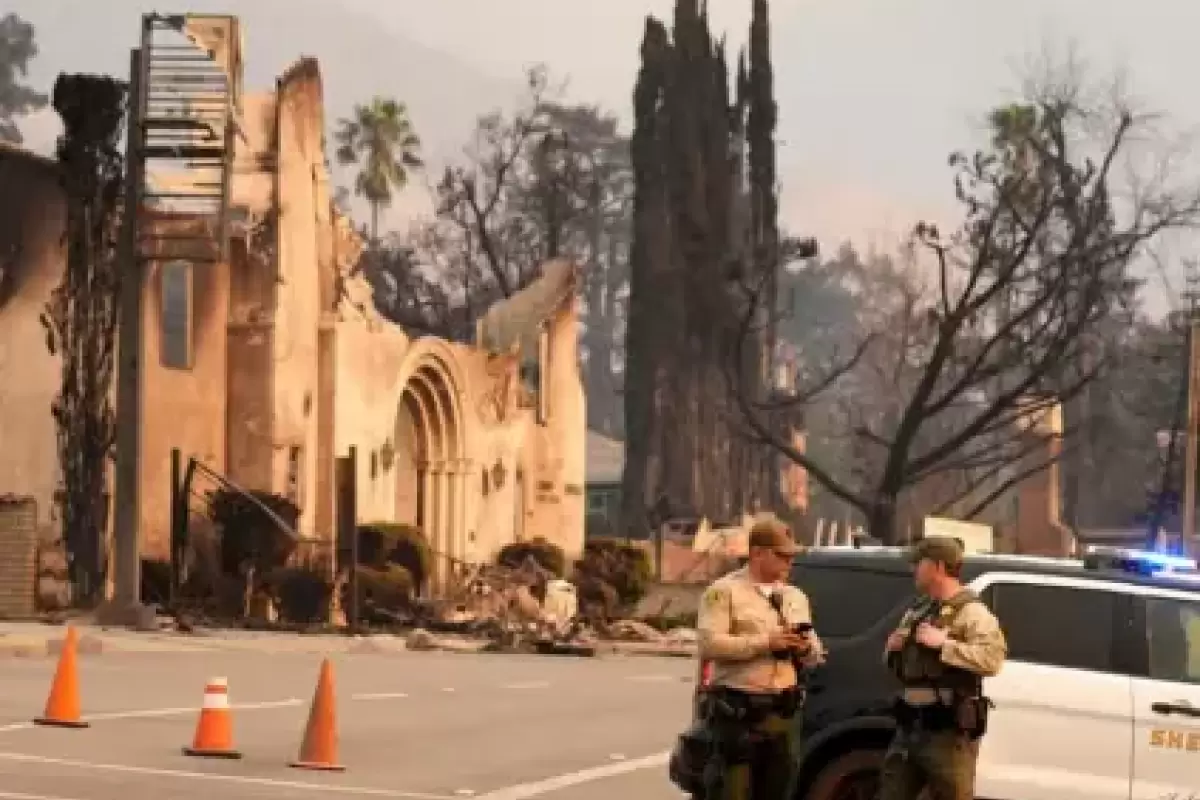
[
  {"xmin": 0, "ymin": 632, "xmax": 105, "ymax": 659},
  {"xmin": 0, "ymin": 639, "xmax": 44, "ymax": 658},
  {"xmin": 48, "ymin": 632, "xmax": 104, "ymax": 657},
  {"xmin": 0, "ymin": 626, "xmax": 698, "ymax": 659},
  {"xmin": 601, "ymin": 641, "xmax": 697, "ymax": 659}
]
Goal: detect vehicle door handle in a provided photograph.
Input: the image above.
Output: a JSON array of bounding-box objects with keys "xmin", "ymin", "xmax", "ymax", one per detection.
[{"xmin": 1151, "ymin": 701, "xmax": 1200, "ymax": 718}]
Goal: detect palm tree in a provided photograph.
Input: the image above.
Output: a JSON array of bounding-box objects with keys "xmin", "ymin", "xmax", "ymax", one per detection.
[{"xmin": 334, "ymin": 97, "xmax": 423, "ymax": 245}]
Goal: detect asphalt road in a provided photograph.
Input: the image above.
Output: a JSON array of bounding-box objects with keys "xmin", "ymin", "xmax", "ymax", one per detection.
[{"xmin": 0, "ymin": 648, "xmax": 694, "ymax": 800}]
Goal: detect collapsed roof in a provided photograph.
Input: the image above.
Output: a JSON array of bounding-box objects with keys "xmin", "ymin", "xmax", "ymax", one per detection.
[{"xmin": 475, "ymin": 258, "xmax": 577, "ymax": 355}]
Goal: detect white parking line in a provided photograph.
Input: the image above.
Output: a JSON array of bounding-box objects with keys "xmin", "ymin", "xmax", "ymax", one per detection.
[
  {"xmin": 0, "ymin": 752, "xmax": 454, "ymax": 798},
  {"xmin": 498, "ymin": 681, "xmax": 549, "ymax": 691},
  {"xmin": 473, "ymin": 750, "xmax": 671, "ymax": 799},
  {"xmin": 351, "ymin": 692, "xmax": 409, "ymax": 701},
  {"xmin": 0, "ymin": 791, "xmax": 83, "ymax": 800},
  {"xmin": 0, "ymin": 698, "xmax": 303, "ymax": 735},
  {"xmin": 92, "ymin": 698, "xmax": 304, "ymax": 720}
]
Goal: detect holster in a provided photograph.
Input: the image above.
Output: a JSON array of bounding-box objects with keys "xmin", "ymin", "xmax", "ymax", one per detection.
[
  {"xmin": 699, "ymin": 687, "xmax": 803, "ymax": 765},
  {"xmin": 700, "ymin": 694, "xmax": 756, "ymax": 765},
  {"xmin": 954, "ymin": 695, "xmax": 994, "ymax": 740}
]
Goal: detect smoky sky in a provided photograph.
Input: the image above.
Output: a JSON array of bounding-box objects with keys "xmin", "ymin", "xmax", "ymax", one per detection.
[{"xmin": 13, "ymin": 0, "xmax": 1200, "ymax": 313}]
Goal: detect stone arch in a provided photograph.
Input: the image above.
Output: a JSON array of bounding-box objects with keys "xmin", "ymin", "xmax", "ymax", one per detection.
[{"xmin": 390, "ymin": 338, "xmax": 471, "ymax": 590}]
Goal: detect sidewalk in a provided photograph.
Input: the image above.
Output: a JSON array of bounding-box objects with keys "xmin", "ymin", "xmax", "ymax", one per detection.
[
  {"xmin": 0, "ymin": 622, "xmax": 401, "ymax": 657},
  {"xmin": 0, "ymin": 620, "xmax": 698, "ymax": 659}
]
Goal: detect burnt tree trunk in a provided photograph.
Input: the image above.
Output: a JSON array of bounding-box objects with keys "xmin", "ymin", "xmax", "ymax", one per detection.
[{"xmin": 41, "ymin": 74, "xmax": 127, "ymax": 605}]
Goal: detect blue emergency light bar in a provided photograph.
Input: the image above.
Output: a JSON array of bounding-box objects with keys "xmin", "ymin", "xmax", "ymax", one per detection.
[{"xmin": 1083, "ymin": 546, "xmax": 1198, "ymax": 575}]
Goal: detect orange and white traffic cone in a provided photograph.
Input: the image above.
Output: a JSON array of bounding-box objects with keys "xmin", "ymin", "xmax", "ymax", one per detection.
[
  {"xmin": 182, "ymin": 677, "xmax": 242, "ymax": 759},
  {"xmin": 33, "ymin": 625, "xmax": 89, "ymax": 728},
  {"xmin": 289, "ymin": 658, "xmax": 344, "ymax": 771}
]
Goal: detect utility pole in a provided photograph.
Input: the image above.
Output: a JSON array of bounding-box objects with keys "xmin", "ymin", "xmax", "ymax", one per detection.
[
  {"xmin": 102, "ymin": 46, "xmax": 149, "ymax": 626},
  {"xmin": 1181, "ymin": 265, "xmax": 1200, "ymax": 559}
]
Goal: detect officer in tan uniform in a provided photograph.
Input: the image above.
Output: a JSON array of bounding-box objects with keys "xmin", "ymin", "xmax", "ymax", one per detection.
[
  {"xmin": 881, "ymin": 536, "xmax": 1007, "ymax": 800},
  {"xmin": 695, "ymin": 520, "xmax": 824, "ymax": 800}
]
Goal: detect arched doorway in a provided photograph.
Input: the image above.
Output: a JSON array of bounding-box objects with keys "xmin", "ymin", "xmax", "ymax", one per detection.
[
  {"xmin": 393, "ymin": 395, "xmax": 425, "ymax": 532},
  {"xmin": 393, "ymin": 357, "xmax": 465, "ymax": 591}
]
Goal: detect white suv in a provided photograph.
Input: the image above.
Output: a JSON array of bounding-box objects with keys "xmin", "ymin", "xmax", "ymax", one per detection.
[{"xmin": 972, "ymin": 558, "xmax": 1200, "ymax": 800}]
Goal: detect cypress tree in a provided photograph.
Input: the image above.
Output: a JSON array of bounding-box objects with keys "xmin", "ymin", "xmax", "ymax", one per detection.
[
  {"xmin": 622, "ymin": 0, "xmax": 783, "ymax": 533},
  {"xmin": 621, "ymin": 17, "xmax": 671, "ymax": 535},
  {"xmin": 745, "ymin": 0, "xmax": 781, "ymax": 507}
]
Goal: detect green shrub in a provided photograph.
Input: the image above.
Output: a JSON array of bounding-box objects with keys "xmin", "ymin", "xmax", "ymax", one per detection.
[
  {"xmin": 575, "ymin": 573, "xmax": 620, "ymax": 621},
  {"xmin": 208, "ymin": 488, "xmax": 300, "ymax": 577},
  {"xmin": 356, "ymin": 524, "xmax": 391, "ymax": 568},
  {"xmin": 356, "ymin": 523, "xmax": 430, "ymax": 587},
  {"xmin": 270, "ymin": 565, "xmax": 333, "ymax": 624},
  {"xmin": 347, "ymin": 564, "xmax": 414, "ymax": 614},
  {"xmin": 642, "ymin": 611, "xmax": 698, "ymax": 631},
  {"xmin": 573, "ymin": 537, "xmax": 653, "ymax": 609},
  {"xmin": 140, "ymin": 559, "xmax": 172, "ymax": 605},
  {"xmin": 497, "ymin": 537, "xmax": 567, "ymax": 577}
]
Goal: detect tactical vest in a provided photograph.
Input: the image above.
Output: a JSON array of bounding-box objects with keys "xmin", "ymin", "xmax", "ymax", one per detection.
[{"xmin": 891, "ymin": 589, "xmax": 982, "ymax": 694}]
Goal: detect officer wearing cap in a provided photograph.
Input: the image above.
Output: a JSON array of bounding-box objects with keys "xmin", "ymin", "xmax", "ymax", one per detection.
[
  {"xmin": 881, "ymin": 536, "xmax": 1007, "ymax": 800},
  {"xmin": 695, "ymin": 519, "xmax": 824, "ymax": 799}
]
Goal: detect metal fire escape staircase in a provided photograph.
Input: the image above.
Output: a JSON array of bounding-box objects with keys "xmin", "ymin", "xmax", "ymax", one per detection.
[{"xmin": 133, "ymin": 13, "xmax": 242, "ymax": 263}]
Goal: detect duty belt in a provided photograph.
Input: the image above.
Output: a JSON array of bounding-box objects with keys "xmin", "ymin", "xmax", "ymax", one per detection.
[
  {"xmin": 704, "ymin": 686, "xmax": 805, "ymax": 724},
  {"xmin": 892, "ymin": 698, "xmax": 957, "ymax": 732},
  {"xmin": 900, "ymin": 687, "xmax": 956, "ymax": 706}
]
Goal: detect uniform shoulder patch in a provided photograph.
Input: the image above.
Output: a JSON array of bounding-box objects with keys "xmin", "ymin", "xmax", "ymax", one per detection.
[{"xmin": 702, "ymin": 586, "xmax": 729, "ymax": 609}]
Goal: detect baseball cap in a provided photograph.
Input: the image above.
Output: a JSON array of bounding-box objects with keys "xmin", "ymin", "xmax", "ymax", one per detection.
[
  {"xmin": 747, "ymin": 519, "xmax": 801, "ymax": 556},
  {"xmin": 907, "ymin": 536, "xmax": 965, "ymax": 568}
]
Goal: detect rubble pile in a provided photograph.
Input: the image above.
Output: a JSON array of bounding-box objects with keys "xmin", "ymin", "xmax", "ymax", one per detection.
[
  {"xmin": 145, "ymin": 549, "xmax": 697, "ymax": 659},
  {"xmin": 418, "ymin": 555, "xmax": 586, "ymax": 652},
  {"xmin": 410, "ymin": 555, "xmax": 697, "ymax": 656}
]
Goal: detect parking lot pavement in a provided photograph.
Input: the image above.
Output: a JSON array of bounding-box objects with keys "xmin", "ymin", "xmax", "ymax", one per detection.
[{"xmin": 0, "ymin": 649, "xmax": 693, "ymax": 800}]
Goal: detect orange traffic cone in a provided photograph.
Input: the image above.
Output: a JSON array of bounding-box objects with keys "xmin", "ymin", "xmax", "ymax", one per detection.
[
  {"xmin": 290, "ymin": 658, "xmax": 344, "ymax": 771},
  {"xmin": 33, "ymin": 625, "xmax": 89, "ymax": 728},
  {"xmin": 182, "ymin": 677, "xmax": 243, "ymax": 759}
]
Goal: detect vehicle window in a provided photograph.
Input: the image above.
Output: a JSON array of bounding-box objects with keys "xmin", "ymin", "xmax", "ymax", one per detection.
[
  {"xmin": 1146, "ymin": 596, "xmax": 1200, "ymax": 685},
  {"xmin": 791, "ymin": 565, "xmax": 911, "ymax": 639},
  {"xmin": 989, "ymin": 583, "xmax": 1115, "ymax": 672}
]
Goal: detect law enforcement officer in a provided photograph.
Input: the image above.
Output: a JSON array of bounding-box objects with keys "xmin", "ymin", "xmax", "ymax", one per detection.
[
  {"xmin": 881, "ymin": 536, "xmax": 1007, "ymax": 800},
  {"xmin": 695, "ymin": 519, "xmax": 825, "ymax": 800}
]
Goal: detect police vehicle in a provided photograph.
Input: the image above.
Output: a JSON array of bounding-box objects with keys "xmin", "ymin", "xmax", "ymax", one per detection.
[{"xmin": 670, "ymin": 545, "xmax": 1200, "ymax": 800}]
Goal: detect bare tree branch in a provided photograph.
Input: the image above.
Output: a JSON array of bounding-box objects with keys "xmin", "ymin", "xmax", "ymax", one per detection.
[
  {"xmin": 726, "ymin": 254, "xmax": 873, "ymax": 511},
  {"xmin": 727, "ymin": 66, "xmax": 1200, "ymax": 542},
  {"xmin": 958, "ymin": 439, "xmax": 1080, "ymax": 522}
]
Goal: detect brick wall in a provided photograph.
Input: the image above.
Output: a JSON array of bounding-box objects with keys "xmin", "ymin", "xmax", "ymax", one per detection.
[{"xmin": 0, "ymin": 496, "xmax": 37, "ymax": 617}]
